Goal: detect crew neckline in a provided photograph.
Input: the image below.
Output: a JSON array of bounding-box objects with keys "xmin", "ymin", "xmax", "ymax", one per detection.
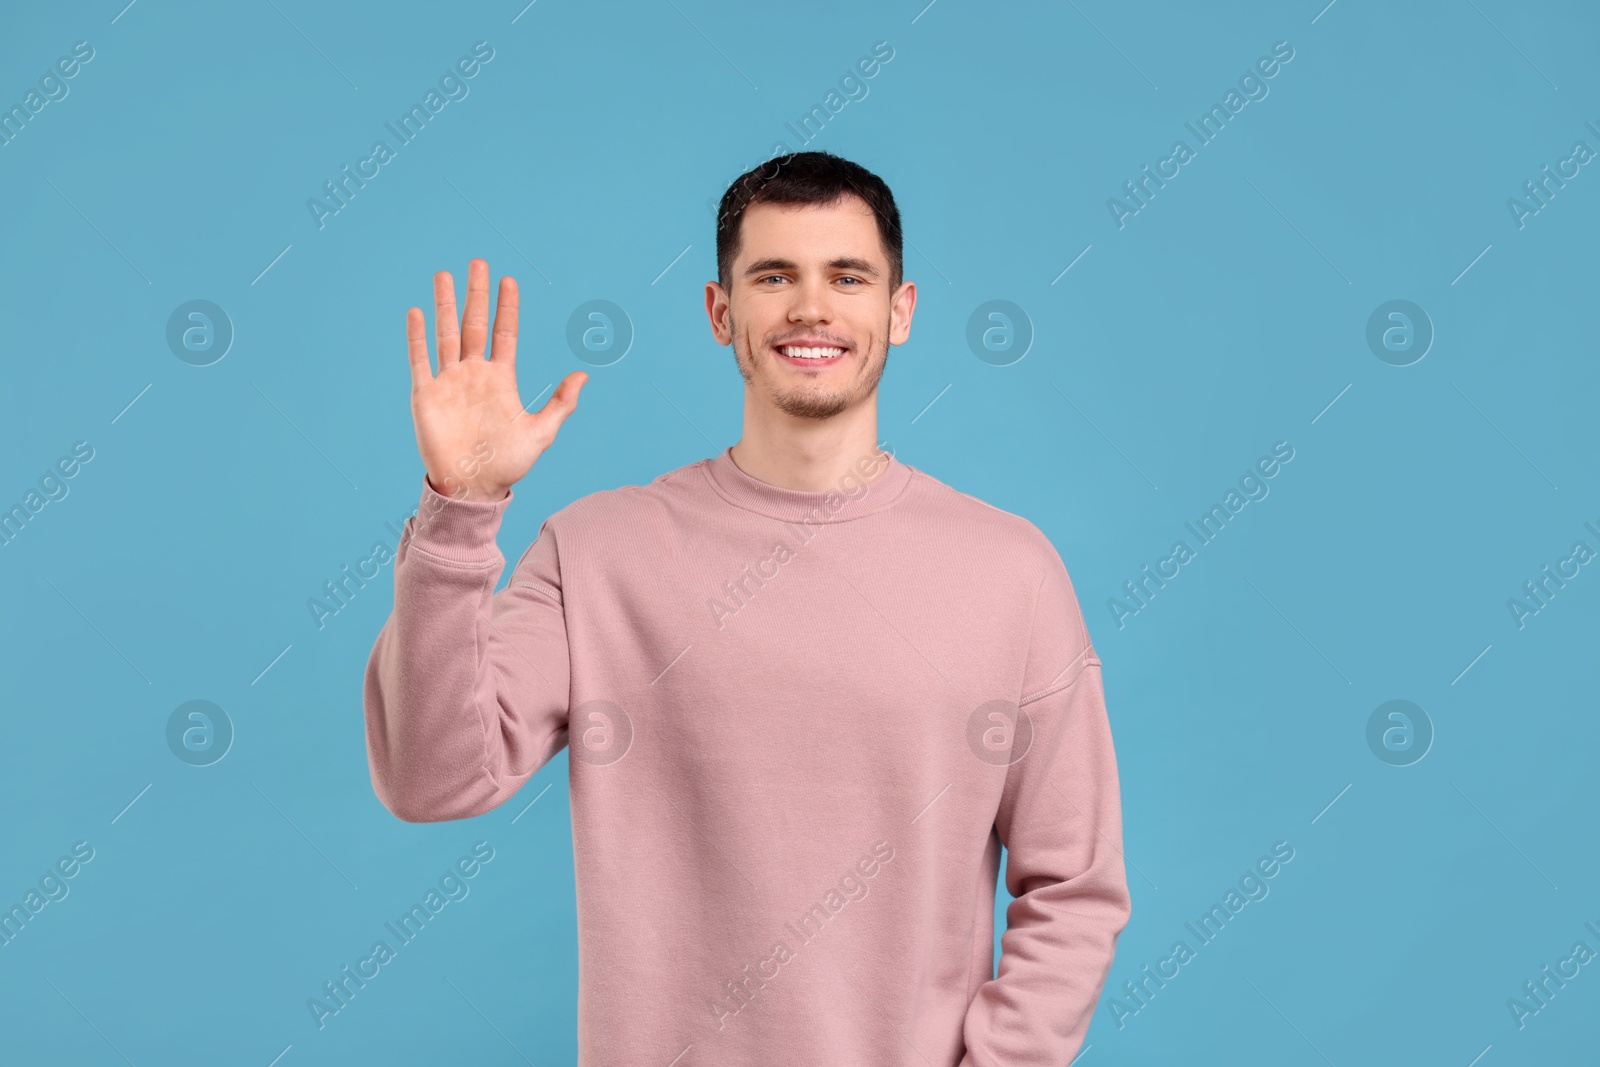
[{"xmin": 701, "ymin": 446, "xmax": 915, "ymax": 524}]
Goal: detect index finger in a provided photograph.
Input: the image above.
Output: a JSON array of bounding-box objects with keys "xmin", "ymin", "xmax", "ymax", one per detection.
[{"xmin": 489, "ymin": 275, "xmax": 518, "ymax": 367}]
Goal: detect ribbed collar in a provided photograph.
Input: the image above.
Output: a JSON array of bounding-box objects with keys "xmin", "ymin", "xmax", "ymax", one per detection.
[{"xmin": 701, "ymin": 446, "xmax": 915, "ymax": 524}]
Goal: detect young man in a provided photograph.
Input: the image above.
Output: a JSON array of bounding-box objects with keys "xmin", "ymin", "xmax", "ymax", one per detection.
[{"xmin": 364, "ymin": 151, "xmax": 1130, "ymax": 1065}]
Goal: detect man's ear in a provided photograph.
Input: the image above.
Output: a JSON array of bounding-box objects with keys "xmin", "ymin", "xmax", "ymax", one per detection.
[
  {"xmin": 889, "ymin": 280, "xmax": 916, "ymax": 345},
  {"xmin": 705, "ymin": 281, "xmax": 733, "ymax": 345}
]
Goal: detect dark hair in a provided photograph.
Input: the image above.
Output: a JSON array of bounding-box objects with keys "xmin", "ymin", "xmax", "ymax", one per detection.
[{"xmin": 715, "ymin": 150, "xmax": 903, "ymax": 293}]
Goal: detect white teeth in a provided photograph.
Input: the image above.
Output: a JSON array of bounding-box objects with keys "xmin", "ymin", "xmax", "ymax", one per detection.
[{"xmin": 779, "ymin": 345, "xmax": 846, "ymax": 359}]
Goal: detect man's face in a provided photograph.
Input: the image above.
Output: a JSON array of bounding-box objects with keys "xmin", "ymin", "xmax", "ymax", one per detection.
[{"xmin": 706, "ymin": 194, "xmax": 915, "ymax": 421}]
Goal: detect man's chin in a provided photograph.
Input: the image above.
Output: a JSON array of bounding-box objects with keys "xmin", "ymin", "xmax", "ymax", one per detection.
[{"xmin": 767, "ymin": 386, "xmax": 851, "ymax": 421}]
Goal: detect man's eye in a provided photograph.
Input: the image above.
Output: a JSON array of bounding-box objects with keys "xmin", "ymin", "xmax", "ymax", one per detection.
[
  {"xmin": 761, "ymin": 275, "xmax": 786, "ymax": 284},
  {"xmin": 838, "ymin": 276, "xmax": 862, "ymax": 286}
]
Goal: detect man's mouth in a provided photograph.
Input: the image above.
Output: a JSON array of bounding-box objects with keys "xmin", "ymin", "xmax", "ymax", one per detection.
[{"xmin": 774, "ymin": 343, "xmax": 848, "ymax": 367}]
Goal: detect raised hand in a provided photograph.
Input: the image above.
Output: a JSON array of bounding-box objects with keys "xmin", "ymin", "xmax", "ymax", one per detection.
[{"xmin": 406, "ymin": 258, "xmax": 587, "ymax": 502}]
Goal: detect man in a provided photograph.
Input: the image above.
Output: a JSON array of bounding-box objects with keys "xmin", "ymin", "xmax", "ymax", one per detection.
[{"xmin": 364, "ymin": 150, "xmax": 1130, "ymax": 1065}]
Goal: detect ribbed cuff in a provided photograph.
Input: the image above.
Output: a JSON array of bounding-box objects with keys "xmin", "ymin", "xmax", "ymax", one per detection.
[{"xmin": 404, "ymin": 472, "xmax": 514, "ymax": 563}]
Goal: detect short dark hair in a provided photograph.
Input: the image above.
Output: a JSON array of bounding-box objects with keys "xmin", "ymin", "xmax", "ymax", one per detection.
[{"xmin": 715, "ymin": 150, "xmax": 903, "ymax": 293}]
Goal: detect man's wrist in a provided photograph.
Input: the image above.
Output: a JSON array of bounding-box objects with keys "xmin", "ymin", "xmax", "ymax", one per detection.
[
  {"xmin": 425, "ymin": 472, "xmax": 509, "ymax": 503},
  {"xmin": 408, "ymin": 471, "xmax": 513, "ymax": 562}
]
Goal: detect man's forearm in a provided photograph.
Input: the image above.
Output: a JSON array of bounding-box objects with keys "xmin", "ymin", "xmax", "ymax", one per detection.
[{"xmin": 959, "ymin": 660, "xmax": 1132, "ymax": 1065}]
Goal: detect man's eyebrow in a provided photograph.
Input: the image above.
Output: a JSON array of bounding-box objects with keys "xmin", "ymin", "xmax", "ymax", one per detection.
[{"xmin": 742, "ymin": 256, "xmax": 882, "ymax": 278}]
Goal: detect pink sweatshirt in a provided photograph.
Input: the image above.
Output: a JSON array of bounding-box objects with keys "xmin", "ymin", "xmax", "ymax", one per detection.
[{"xmin": 364, "ymin": 445, "xmax": 1131, "ymax": 1066}]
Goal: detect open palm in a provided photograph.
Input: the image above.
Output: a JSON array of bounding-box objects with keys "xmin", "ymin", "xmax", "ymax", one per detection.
[{"xmin": 407, "ymin": 258, "xmax": 587, "ymax": 502}]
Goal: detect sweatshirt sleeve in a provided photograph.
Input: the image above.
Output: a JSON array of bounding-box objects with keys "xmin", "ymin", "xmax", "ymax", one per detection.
[
  {"xmin": 959, "ymin": 545, "xmax": 1132, "ymax": 1066},
  {"xmin": 363, "ymin": 473, "xmax": 571, "ymax": 823}
]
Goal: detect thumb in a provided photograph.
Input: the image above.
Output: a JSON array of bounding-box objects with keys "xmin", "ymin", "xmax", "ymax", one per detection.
[{"xmin": 537, "ymin": 370, "xmax": 587, "ymax": 431}]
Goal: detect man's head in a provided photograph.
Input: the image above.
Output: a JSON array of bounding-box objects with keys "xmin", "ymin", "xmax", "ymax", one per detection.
[{"xmin": 706, "ymin": 151, "xmax": 915, "ymax": 422}]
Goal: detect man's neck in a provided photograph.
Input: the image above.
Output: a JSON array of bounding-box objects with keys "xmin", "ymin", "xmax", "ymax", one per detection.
[{"xmin": 729, "ymin": 405, "xmax": 891, "ymax": 494}]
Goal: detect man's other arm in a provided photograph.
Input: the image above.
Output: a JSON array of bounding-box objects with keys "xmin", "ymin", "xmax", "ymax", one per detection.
[{"xmin": 959, "ymin": 548, "xmax": 1132, "ymax": 1066}]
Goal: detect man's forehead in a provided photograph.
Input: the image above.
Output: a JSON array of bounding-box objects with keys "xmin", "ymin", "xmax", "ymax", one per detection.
[
  {"xmin": 737, "ymin": 196, "xmax": 884, "ymax": 258},
  {"xmin": 742, "ymin": 194, "xmax": 878, "ymax": 231}
]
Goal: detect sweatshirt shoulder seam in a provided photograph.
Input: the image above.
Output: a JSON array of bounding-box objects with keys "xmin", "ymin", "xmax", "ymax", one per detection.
[
  {"xmin": 510, "ymin": 580, "xmax": 562, "ymax": 607},
  {"xmin": 1019, "ymin": 653, "xmax": 1101, "ymax": 706},
  {"xmin": 1018, "ymin": 539, "xmax": 1099, "ymax": 705}
]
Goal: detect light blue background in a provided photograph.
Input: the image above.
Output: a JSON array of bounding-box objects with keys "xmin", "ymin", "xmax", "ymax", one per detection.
[{"xmin": 2, "ymin": 1, "xmax": 1597, "ymax": 1064}]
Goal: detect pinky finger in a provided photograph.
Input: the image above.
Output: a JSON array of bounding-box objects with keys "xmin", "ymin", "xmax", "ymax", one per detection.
[{"xmin": 406, "ymin": 307, "xmax": 432, "ymax": 387}]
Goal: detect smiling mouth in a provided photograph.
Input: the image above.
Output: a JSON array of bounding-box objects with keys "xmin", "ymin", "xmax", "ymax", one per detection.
[{"xmin": 774, "ymin": 344, "xmax": 848, "ymax": 366}]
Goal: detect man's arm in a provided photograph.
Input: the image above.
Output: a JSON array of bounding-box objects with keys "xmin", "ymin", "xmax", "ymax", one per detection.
[
  {"xmin": 960, "ymin": 551, "xmax": 1132, "ymax": 1066},
  {"xmin": 363, "ymin": 473, "xmax": 571, "ymax": 822},
  {"xmin": 364, "ymin": 257, "xmax": 587, "ymax": 822}
]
